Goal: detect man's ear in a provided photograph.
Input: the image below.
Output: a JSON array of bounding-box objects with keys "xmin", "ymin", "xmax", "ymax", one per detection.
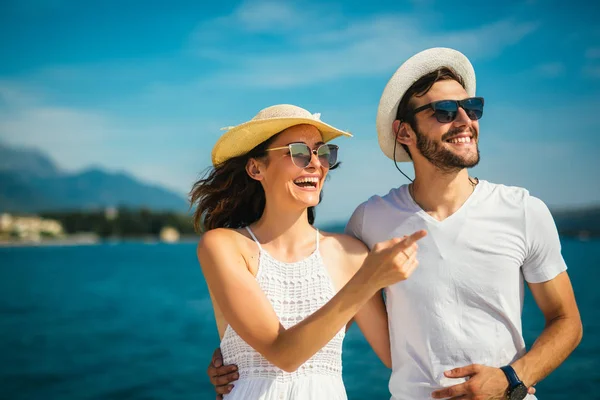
[
  {"xmin": 246, "ymin": 158, "xmax": 264, "ymax": 181},
  {"xmin": 393, "ymin": 120, "xmax": 414, "ymax": 146}
]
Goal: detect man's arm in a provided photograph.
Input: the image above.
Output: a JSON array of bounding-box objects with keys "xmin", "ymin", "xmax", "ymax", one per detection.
[
  {"xmin": 511, "ymin": 271, "xmax": 582, "ymax": 386},
  {"xmin": 432, "ymin": 271, "xmax": 581, "ymax": 399},
  {"xmin": 432, "ymin": 196, "xmax": 582, "ymax": 399},
  {"xmin": 511, "ymin": 196, "xmax": 583, "ymax": 386}
]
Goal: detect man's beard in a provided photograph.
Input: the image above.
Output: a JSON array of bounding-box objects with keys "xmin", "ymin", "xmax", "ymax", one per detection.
[{"xmin": 414, "ymin": 125, "xmax": 480, "ymax": 172}]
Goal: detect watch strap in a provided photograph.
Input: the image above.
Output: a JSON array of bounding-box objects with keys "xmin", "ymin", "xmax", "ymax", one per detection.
[{"xmin": 500, "ymin": 365, "xmax": 522, "ymax": 389}]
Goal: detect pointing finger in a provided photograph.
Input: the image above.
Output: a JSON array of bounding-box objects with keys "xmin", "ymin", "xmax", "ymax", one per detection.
[
  {"xmin": 391, "ymin": 230, "xmax": 426, "ymax": 256},
  {"xmin": 402, "ymin": 230, "xmax": 427, "ymax": 247}
]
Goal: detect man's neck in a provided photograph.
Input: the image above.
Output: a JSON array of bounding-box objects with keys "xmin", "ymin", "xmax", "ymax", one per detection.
[{"xmin": 410, "ymin": 167, "xmax": 478, "ymax": 222}]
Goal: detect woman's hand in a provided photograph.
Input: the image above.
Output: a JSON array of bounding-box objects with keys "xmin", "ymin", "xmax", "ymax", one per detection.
[{"xmin": 357, "ymin": 230, "xmax": 427, "ymax": 291}]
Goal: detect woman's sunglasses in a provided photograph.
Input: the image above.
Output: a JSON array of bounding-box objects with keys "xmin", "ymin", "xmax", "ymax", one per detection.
[
  {"xmin": 412, "ymin": 97, "xmax": 484, "ymax": 123},
  {"xmin": 265, "ymin": 143, "xmax": 338, "ymax": 169}
]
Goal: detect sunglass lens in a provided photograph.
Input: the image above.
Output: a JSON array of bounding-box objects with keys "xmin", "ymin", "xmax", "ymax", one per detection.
[
  {"xmin": 434, "ymin": 110, "xmax": 456, "ymax": 123},
  {"xmin": 433, "ymin": 100, "xmax": 458, "ymax": 123},
  {"xmin": 289, "ymin": 144, "xmax": 311, "ymax": 168},
  {"xmin": 463, "ymin": 98, "xmax": 484, "ymax": 120},
  {"xmin": 318, "ymin": 144, "xmax": 337, "ymax": 167}
]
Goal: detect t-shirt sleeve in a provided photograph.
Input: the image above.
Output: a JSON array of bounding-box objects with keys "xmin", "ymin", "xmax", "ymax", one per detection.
[
  {"xmin": 344, "ymin": 202, "xmax": 366, "ymax": 242},
  {"xmin": 522, "ymin": 195, "xmax": 568, "ymax": 283}
]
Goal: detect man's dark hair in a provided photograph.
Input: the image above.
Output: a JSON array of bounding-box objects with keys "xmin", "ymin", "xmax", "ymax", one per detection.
[{"xmin": 394, "ymin": 67, "xmax": 465, "ymax": 159}]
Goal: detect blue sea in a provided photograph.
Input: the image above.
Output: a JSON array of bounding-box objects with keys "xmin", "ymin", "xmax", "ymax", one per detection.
[{"xmin": 0, "ymin": 237, "xmax": 598, "ymax": 400}]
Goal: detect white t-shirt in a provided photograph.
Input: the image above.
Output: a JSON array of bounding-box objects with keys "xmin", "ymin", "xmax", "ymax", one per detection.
[{"xmin": 345, "ymin": 180, "xmax": 566, "ymax": 400}]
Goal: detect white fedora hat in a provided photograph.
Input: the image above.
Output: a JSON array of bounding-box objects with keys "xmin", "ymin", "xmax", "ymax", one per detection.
[
  {"xmin": 212, "ymin": 104, "xmax": 352, "ymax": 166},
  {"xmin": 376, "ymin": 47, "xmax": 476, "ymax": 162}
]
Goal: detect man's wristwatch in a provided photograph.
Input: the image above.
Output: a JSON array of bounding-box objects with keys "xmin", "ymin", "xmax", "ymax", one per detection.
[{"xmin": 500, "ymin": 365, "xmax": 528, "ymax": 400}]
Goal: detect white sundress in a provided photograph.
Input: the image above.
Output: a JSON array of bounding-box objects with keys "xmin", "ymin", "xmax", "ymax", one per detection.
[{"xmin": 219, "ymin": 226, "xmax": 347, "ymax": 400}]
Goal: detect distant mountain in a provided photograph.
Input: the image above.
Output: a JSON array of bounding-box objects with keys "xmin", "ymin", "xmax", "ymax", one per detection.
[
  {"xmin": 0, "ymin": 143, "xmax": 189, "ymax": 213},
  {"xmin": 0, "ymin": 172, "xmax": 58, "ymax": 211},
  {"xmin": 0, "ymin": 143, "xmax": 61, "ymax": 178}
]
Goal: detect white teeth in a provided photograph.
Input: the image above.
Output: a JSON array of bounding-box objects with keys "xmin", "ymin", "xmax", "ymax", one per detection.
[
  {"xmin": 448, "ymin": 137, "xmax": 472, "ymax": 144},
  {"xmin": 294, "ymin": 177, "xmax": 319, "ymax": 184}
]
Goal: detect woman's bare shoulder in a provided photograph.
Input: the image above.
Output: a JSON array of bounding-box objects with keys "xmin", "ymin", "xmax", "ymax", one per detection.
[{"xmin": 197, "ymin": 227, "xmax": 252, "ymax": 256}]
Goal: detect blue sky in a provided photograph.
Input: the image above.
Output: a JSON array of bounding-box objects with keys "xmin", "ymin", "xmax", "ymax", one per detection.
[{"xmin": 1, "ymin": 0, "xmax": 599, "ymax": 224}]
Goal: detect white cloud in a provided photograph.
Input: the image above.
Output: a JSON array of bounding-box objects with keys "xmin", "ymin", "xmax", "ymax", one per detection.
[
  {"xmin": 0, "ymin": 81, "xmax": 43, "ymax": 108},
  {"xmin": 191, "ymin": 3, "xmax": 539, "ymax": 89},
  {"xmin": 533, "ymin": 62, "xmax": 566, "ymax": 78},
  {"xmin": 192, "ymin": 0, "xmax": 340, "ymax": 40},
  {"xmin": 585, "ymin": 47, "xmax": 600, "ymax": 59},
  {"xmin": 0, "ymin": 104, "xmax": 116, "ymax": 172},
  {"xmin": 232, "ymin": 0, "xmax": 339, "ymax": 33}
]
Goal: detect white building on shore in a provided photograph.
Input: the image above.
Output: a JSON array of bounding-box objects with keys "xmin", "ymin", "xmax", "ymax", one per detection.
[{"xmin": 0, "ymin": 213, "xmax": 64, "ymax": 242}]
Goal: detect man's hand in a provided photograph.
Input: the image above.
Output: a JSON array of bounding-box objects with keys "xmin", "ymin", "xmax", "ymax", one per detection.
[
  {"xmin": 206, "ymin": 348, "xmax": 239, "ymax": 400},
  {"xmin": 431, "ymin": 364, "xmax": 536, "ymax": 399}
]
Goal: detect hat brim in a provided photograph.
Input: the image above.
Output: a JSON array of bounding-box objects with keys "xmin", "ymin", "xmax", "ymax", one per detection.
[
  {"xmin": 212, "ymin": 117, "xmax": 352, "ymax": 166},
  {"xmin": 376, "ymin": 47, "xmax": 476, "ymax": 162}
]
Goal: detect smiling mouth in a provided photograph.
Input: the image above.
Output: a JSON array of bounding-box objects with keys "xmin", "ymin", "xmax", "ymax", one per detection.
[
  {"xmin": 294, "ymin": 177, "xmax": 318, "ymax": 188},
  {"xmin": 445, "ymin": 136, "xmax": 474, "ymax": 144}
]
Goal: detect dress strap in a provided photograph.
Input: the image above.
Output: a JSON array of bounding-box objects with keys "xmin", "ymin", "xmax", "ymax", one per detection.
[
  {"xmin": 245, "ymin": 226, "xmax": 263, "ymax": 251},
  {"xmin": 315, "ymin": 229, "xmax": 320, "ymax": 252}
]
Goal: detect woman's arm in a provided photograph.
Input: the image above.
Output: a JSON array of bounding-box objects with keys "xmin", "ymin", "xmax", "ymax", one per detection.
[{"xmin": 198, "ymin": 228, "xmax": 424, "ymax": 373}]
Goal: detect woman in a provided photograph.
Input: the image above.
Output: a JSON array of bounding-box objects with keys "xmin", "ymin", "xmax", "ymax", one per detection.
[{"xmin": 191, "ymin": 104, "xmax": 426, "ymax": 399}]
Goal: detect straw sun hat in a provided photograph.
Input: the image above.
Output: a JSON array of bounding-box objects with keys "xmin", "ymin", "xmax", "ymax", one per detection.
[
  {"xmin": 376, "ymin": 47, "xmax": 477, "ymax": 162},
  {"xmin": 211, "ymin": 104, "xmax": 352, "ymax": 166}
]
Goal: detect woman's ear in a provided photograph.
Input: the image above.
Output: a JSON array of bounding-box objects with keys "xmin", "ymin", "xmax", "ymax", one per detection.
[
  {"xmin": 393, "ymin": 120, "xmax": 414, "ymax": 146},
  {"xmin": 246, "ymin": 158, "xmax": 264, "ymax": 181}
]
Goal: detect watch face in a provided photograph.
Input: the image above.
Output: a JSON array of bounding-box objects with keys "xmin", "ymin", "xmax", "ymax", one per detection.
[{"xmin": 509, "ymin": 384, "xmax": 529, "ymax": 400}]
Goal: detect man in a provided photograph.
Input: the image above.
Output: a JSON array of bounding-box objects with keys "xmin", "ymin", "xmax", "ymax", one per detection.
[{"xmin": 206, "ymin": 48, "xmax": 582, "ymax": 399}]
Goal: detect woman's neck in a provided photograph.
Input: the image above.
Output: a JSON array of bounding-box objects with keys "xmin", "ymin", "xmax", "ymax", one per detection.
[{"xmin": 250, "ymin": 202, "xmax": 315, "ymax": 253}]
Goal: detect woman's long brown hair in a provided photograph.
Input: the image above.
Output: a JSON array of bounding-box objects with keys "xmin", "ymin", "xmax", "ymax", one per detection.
[{"xmin": 189, "ymin": 134, "xmax": 338, "ymax": 233}]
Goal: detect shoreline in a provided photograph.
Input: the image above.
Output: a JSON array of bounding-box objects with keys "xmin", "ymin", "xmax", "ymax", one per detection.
[
  {"xmin": 0, "ymin": 234, "xmax": 201, "ymax": 248},
  {"xmin": 1, "ymin": 233, "xmax": 597, "ymax": 248}
]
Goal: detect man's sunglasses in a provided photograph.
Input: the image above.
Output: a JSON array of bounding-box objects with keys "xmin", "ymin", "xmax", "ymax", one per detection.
[
  {"xmin": 265, "ymin": 143, "xmax": 338, "ymax": 169},
  {"xmin": 411, "ymin": 97, "xmax": 485, "ymax": 123}
]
